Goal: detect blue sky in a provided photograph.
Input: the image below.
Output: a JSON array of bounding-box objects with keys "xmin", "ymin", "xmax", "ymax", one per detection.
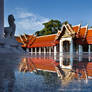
[{"xmin": 5, "ymin": 0, "xmax": 92, "ymax": 35}]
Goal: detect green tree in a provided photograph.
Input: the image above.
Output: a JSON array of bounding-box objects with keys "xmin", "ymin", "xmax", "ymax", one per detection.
[
  {"xmin": 35, "ymin": 20, "xmax": 71, "ymax": 36},
  {"xmin": 35, "ymin": 19, "xmax": 62, "ymax": 36}
]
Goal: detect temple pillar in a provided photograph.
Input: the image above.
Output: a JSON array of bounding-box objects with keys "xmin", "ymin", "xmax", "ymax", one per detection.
[
  {"xmin": 49, "ymin": 47, "xmax": 52, "ymax": 53},
  {"xmin": 31, "ymin": 48, "xmax": 33, "ymax": 53},
  {"xmin": 35, "ymin": 48, "xmax": 37, "ymax": 54},
  {"xmin": 44, "ymin": 47, "xmax": 46, "ymax": 53},
  {"xmin": 26, "ymin": 48, "xmax": 29, "ymax": 52},
  {"xmin": 0, "ymin": 0, "xmax": 4, "ymax": 38},
  {"xmin": 39, "ymin": 47, "xmax": 41, "ymax": 53},
  {"xmin": 88, "ymin": 44, "xmax": 91, "ymax": 54},
  {"xmin": 54, "ymin": 46, "xmax": 56, "ymax": 53},
  {"xmin": 70, "ymin": 39, "xmax": 73, "ymax": 54},
  {"xmin": 78, "ymin": 44, "xmax": 83, "ymax": 61},
  {"xmin": 54, "ymin": 45, "xmax": 57, "ymax": 60},
  {"xmin": 60, "ymin": 40, "xmax": 63, "ymax": 56},
  {"xmin": 70, "ymin": 39, "xmax": 73, "ymax": 62},
  {"xmin": 88, "ymin": 44, "xmax": 91, "ymax": 61}
]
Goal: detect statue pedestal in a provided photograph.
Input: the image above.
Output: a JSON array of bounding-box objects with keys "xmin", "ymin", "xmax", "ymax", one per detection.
[{"xmin": 0, "ymin": 38, "xmax": 24, "ymax": 54}]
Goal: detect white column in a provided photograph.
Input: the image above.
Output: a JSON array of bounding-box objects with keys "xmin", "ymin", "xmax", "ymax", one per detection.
[
  {"xmin": 79, "ymin": 44, "xmax": 83, "ymax": 54},
  {"xmin": 54, "ymin": 45, "xmax": 57, "ymax": 60},
  {"xmin": 54, "ymin": 45, "xmax": 57, "ymax": 53},
  {"xmin": 0, "ymin": 0, "xmax": 4, "ymax": 38},
  {"xmin": 35, "ymin": 48, "xmax": 37, "ymax": 54},
  {"xmin": 88, "ymin": 44, "xmax": 91, "ymax": 54},
  {"xmin": 88, "ymin": 45, "xmax": 91, "ymax": 62},
  {"xmin": 70, "ymin": 39, "xmax": 73, "ymax": 63},
  {"xmin": 39, "ymin": 47, "xmax": 41, "ymax": 53},
  {"xmin": 44, "ymin": 47, "xmax": 46, "ymax": 53},
  {"xmin": 31, "ymin": 48, "xmax": 33, "ymax": 53},
  {"xmin": 59, "ymin": 40, "xmax": 63, "ymax": 64},
  {"xmin": 78, "ymin": 44, "xmax": 83, "ymax": 61},
  {"xmin": 49, "ymin": 47, "xmax": 52, "ymax": 55},
  {"xmin": 26, "ymin": 48, "xmax": 29, "ymax": 52},
  {"xmin": 60, "ymin": 40, "xmax": 63, "ymax": 56},
  {"xmin": 49, "ymin": 47, "xmax": 52, "ymax": 52},
  {"xmin": 70, "ymin": 39, "xmax": 73, "ymax": 54}
]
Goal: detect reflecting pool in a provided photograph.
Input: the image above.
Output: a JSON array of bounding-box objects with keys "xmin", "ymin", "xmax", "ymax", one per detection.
[{"xmin": 0, "ymin": 53, "xmax": 92, "ymax": 92}]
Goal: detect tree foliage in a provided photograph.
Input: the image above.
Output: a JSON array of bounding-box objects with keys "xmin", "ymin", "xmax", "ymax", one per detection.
[{"xmin": 35, "ymin": 20, "xmax": 70, "ymax": 36}]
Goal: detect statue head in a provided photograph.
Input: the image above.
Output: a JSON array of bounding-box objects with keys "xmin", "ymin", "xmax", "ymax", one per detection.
[{"xmin": 8, "ymin": 14, "xmax": 15, "ymax": 26}]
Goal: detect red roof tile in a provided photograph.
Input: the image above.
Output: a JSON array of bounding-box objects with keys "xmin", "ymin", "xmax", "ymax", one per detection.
[
  {"xmin": 86, "ymin": 29, "xmax": 92, "ymax": 37},
  {"xmin": 28, "ymin": 34, "xmax": 59, "ymax": 48},
  {"xmin": 72, "ymin": 25, "xmax": 80, "ymax": 33},
  {"xmin": 79, "ymin": 27, "xmax": 87, "ymax": 38},
  {"xmin": 86, "ymin": 29, "xmax": 92, "ymax": 44}
]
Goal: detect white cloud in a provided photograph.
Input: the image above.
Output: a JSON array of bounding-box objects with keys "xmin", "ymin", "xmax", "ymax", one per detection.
[
  {"xmin": 13, "ymin": 8, "xmax": 50, "ymax": 35},
  {"xmin": 5, "ymin": 8, "xmax": 50, "ymax": 36}
]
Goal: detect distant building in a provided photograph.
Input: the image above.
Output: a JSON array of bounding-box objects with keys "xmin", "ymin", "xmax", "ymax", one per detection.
[{"xmin": 16, "ymin": 24, "xmax": 92, "ymax": 54}]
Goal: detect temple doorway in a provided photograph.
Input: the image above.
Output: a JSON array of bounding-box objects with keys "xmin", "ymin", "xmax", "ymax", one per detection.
[{"xmin": 63, "ymin": 41, "xmax": 70, "ymax": 52}]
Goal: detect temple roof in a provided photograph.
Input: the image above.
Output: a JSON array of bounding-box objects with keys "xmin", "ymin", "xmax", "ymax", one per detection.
[
  {"xmin": 86, "ymin": 29, "xmax": 92, "ymax": 44},
  {"xmin": 79, "ymin": 26, "xmax": 87, "ymax": 38},
  {"xmin": 16, "ymin": 24, "xmax": 92, "ymax": 47},
  {"xmin": 28, "ymin": 34, "xmax": 59, "ymax": 48},
  {"xmin": 72, "ymin": 25, "xmax": 80, "ymax": 33}
]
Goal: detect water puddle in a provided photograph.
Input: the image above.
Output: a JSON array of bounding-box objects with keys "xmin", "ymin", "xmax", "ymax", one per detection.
[{"xmin": 0, "ymin": 53, "xmax": 92, "ymax": 92}]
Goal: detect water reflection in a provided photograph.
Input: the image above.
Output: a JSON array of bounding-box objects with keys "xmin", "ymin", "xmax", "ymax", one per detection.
[
  {"xmin": 0, "ymin": 53, "xmax": 92, "ymax": 92},
  {"xmin": 18, "ymin": 53, "xmax": 92, "ymax": 86}
]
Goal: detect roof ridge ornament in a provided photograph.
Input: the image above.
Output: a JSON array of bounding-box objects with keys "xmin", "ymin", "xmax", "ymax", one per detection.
[
  {"xmin": 76, "ymin": 24, "xmax": 81, "ymax": 37},
  {"xmin": 84, "ymin": 24, "xmax": 88, "ymax": 39},
  {"xmin": 67, "ymin": 24, "xmax": 75, "ymax": 35}
]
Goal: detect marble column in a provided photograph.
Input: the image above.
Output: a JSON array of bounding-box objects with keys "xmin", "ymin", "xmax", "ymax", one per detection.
[
  {"xmin": 49, "ymin": 47, "xmax": 51, "ymax": 55},
  {"xmin": 54, "ymin": 46, "xmax": 57, "ymax": 60},
  {"xmin": 49, "ymin": 47, "xmax": 52, "ymax": 52},
  {"xmin": 35, "ymin": 48, "xmax": 37, "ymax": 54},
  {"xmin": 70, "ymin": 39, "xmax": 73, "ymax": 54},
  {"xmin": 88, "ymin": 45, "xmax": 91, "ymax": 61},
  {"xmin": 78, "ymin": 44, "xmax": 83, "ymax": 61},
  {"xmin": 70, "ymin": 39, "xmax": 73, "ymax": 62},
  {"xmin": 31, "ymin": 48, "xmax": 33, "ymax": 53},
  {"xmin": 26, "ymin": 48, "xmax": 29, "ymax": 52},
  {"xmin": 44, "ymin": 47, "xmax": 46, "ymax": 53},
  {"xmin": 88, "ymin": 44, "xmax": 91, "ymax": 54},
  {"xmin": 0, "ymin": 0, "xmax": 4, "ymax": 38},
  {"xmin": 60, "ymin": 40, "xmax": 63, "ymax": 56},
  {"xmin": 54, "ymin": 46, "xmax": 57, "ymax": 53},
  {"xmin": 39, "ymin": 47, "xmax": 41, "ymax": 53}
]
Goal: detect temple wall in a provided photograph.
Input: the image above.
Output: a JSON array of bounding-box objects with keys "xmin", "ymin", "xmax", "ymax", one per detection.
[{"xmin": 0, "ymin": 0, "xmax": 4, "ymax": 38}]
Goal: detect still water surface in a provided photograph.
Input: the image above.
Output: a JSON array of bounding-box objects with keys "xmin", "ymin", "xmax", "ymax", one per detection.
[{"xmin": 0, "ymin": 53, "xmax": 92, "ymax": 92}]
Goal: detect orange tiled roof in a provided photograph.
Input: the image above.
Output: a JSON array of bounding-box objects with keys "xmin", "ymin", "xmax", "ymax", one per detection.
[
  {"xmin": 28, "ymin": 34, "xmax": 59, "ymax": 48},
  {"xmin": 16, "ymin": 36, "xmax": 22, "ymax": 43},
  {"xmin": 16, "ymin": 24, "xmax": 92, "ymax": 46},
  {"xmin": 87, "ymin": 29, "xmax": 92, "ymax": 37},
  {"xmin": 86, "ymin": 29, "xmax": 92, "ymax": 44},
  {"xmin": 16, "ymin": 34, "xmax": 35, "ymax": 47},
  {"xmin": 72, "ymin": 25, "xmax": 80, "ymax": 33},
  {"xmin": 79, "ymin": 27, "xmax": 87, "ymax": 38}
]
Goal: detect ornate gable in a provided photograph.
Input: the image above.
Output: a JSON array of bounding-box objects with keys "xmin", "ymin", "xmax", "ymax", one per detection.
[{"xmin": 56, "ymin": 24, "xmax": 75, "ymax": 40}]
